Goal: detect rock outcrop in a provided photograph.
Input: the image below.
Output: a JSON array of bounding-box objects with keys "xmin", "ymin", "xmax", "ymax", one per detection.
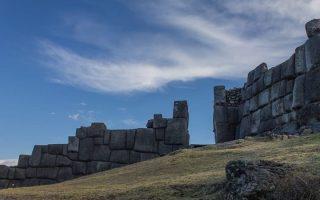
[
  {"xmin": 224, "ymin": 160, "xmax": 291, "ymax": 200},
  {"xmin": 0, "ymin": 101, "xmax": 190, "ymax": 189}
]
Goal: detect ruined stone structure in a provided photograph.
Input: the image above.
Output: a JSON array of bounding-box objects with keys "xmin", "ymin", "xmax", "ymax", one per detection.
[
  {"xmin": 214, "ymin": 19, "xmax": 320, "ymax": 143},
  {"xmin": 0, "ymin": 101, "xmax": 189, "ymax": 189}
]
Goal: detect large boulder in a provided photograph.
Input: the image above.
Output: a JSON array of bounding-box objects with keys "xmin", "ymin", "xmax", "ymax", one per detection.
[
  {"xmin": 134, "ymin": 128, "xmax": 157, "ymax": 153},
  {"xmin": 165, "ymin": 118, "xmax": 188, "ymax": 145},
  {"xmin": 225, "ymin": 160, "xmax": 291, "ymax": 200}
]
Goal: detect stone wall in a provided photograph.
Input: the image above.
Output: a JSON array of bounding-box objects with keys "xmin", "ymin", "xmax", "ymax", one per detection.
[
  {"xmin": 214, "ymin": 19, "xmax": 320, "ymax": 143},
  {"xmin": 0, "ymin": 101, "xmax": 189, "ymax": 189}
]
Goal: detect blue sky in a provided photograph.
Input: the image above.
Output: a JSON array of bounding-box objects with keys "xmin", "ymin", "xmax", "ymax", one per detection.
[{"xmin": 0, "ymin": 0, "xmax": 319, "ymax": 162}]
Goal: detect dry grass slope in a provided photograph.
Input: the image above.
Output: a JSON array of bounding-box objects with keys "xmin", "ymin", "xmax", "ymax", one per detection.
[{"xmin": 1, "ymin": 134, "xmax": 320, "ymax": 200}]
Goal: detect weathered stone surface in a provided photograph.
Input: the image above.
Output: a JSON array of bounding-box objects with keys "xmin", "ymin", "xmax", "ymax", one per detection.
[
  {"xmin": 242, "ymin": 100, "xmax": 250, "ymax": 117},
  {"xmin": 271, "ymin": 81, "xmax": 281, "ymax": 101},
  {"xmin": 110, "ymin": 130, "xmax": 127, "ymax": 150},
  {"xmin": 245, "ymin": 85, "xmax": 252, "ymax": 100},
  {"xmin": 258, "ymin": 89, "xmax": 269, "ymax": 108},
  {"xmin": 239, "ymin": 116, "xmax": 250, "ymax": 138},
  {"xmin": 264, "ymin": 69, "xmax": 273, "ymax": 87},
  {"xmin": 8, "ymin": 168, "xmax": 15, "ymax": 180},
  {"xmin": 225, "ymin": 160, "xmax": 291, "ymax": 200},
  {"xmin": 275, "ymin": 114, "xmax": 289, "ymax": 125},
  {"xmin": 110, "ymin": 150, "xmax": 130, "ymax": 164},
  {"xmin": 227, "ymin": 107, "xmax": 239, "ymax": 124},
  {"xmin": 56, "ymin": 167, "xmax": 73, "ymax": 182},
  {"xmin": 260, "ymin": 104, "xmax": 272, "ymax": 121},
  {"xmin": 140, "ymin": 153, "xmax": 159, "ymax": 162},
  {"xmin": 281, "ymin": 55, "xmax": 295, "ymax": 79},
  {"xmin": 297, "ymin": 103, "xmax": 320, "ymax": 126},
  {"xmin": 215, "ymin": 123, "xmax": 235, "ymax": 143},
  {"xmin": 76, "ymin": 127, "xmax": 87, "ymax": 139},
  {"xmin": 214, "ymin": 86, "xmax": 226, "ymax": 103},
  {"xmin": 251, "ymin": 110, "xmax": 261, "ymax": 134},
  {"xmin": 305, "ymin": 19, "xmax": 320, "ymax": 38},
  {"xmin": 78, "ymin": 138, "xmax": 94, "ymax": 161},
  {"xmin": 103, "ymin": 130, "xmax": 111, "ymax": 145},
  {"xmin": 26, "ymin": 168, "xmax": 37, "ymax": 178},
  {"xmin": 134, "ymin": 128, "xmax": 157, "ymax": 152},
  {"xmin": 37, "ymin": 168, "xmax": 58, "ymax": 179},
  {"xmin": 249, "ymin": 96, "xmax": 258, "ymax": 112},
  {"xmin": 284, "ymin": 94, "xmax": 293, "ymax": 112},
  {"xmin": 126, "ymin": 129, "xmax": 136, "ymax": 149},
  {"xmin": 214, "ymin": 105, "xmax": 227, "ymax": 123},
  {"xmin": 56, "ymin": 155, "xmax": 72, "ymax": 167},
  {"xmin": 48, "ymin": 144, "xmax": 63, "ymax": 155},
  {"xmin": 146, "ymin": 119, "xmax": 153, "ymax": 128},
  {"xmin": 87, "ymin": 161, "xmax": 111, "ymax": 174},
  {"xmin": 253, "ymin": 63, "xmax": 268, "ymax": 82},
  {"xmin": 305, "ymin": 67, "xmax": 320, "ymax": 103},
  {"xmin": 280, "ymin": 122, "xmax": 298, "ymax": 134},
  {"xmin": 129, "ymin": 151, "xmax": 141, "ymax": 164},
  {"xmin": 247, "ymin": 70, "xmax": 255, "ymax": 86},
  {"xmin": 29, "ymin": 145, "xmax": 43, "ymax": 167},
  {"xmin": 289, "ymin": 111, "xmax": 297, "ymax": 121},
  {"xmin": 22, "ymin": 179, "xmax": 39, "ymax": 187},
  {"xmin": 0, "ymin": 165, "xmax": 9, "ymax": 179},
  {"xmin": 295, "ymin": 45, "xmax": 306, "ymax": 75},
  {"xmin": 286, "ymin": 79, "xmax": 294, "ymax": 94},
  {"xmin": 173, "ymin": 101, "xmax": 189, "ymax": 119},
  {"xmin": 14, "ymin": 168, "xmax": 26, "ymax": 180},
  {"xmin": 155, "ymin": 128, "xmax": 165, "ymax": 141},
  {"xmin": 251, "ymin": 81, "xmax": 258, "ymax": 96},
  {"xmin": 0, "ymin": 180, "xmax": 9, "ymax": 188},
  {"xmin": 292, "ymin": 75, "xmax": 305, "ymax": 109},
  {"xmin": 165, "ymin": 119, "xmax": 188, "ymax": 145},
  {"xmin": 40, "ymin": 154, "xmax": 56, "ymax": 167},
  {"xmin": 72, "ymin": 161, "xmax": 87, "ymax": 175},
  {"xmin": 68, "ymin": 136, "xmax": 79, "ymax": 152},
  {"xmin": 259, "ymin": 119, "xmax": 276, "ymax": 133},
  {"xmin": 271, "ymin": 65, "xmax": 281, "ymax": 83},
  {"xmin": 93, "ymin": 137, "xmax": 104, "ymax": 145},
  {"xmin": 305, "ymin": 34, "xmax": 320, "ymax": 71},
  {"xmin": 158, "ymin": 141, "xmax": 172, "ymax": 156},
  {"xmin": 272, "ymin": 98, "xmax": 285, "ymax": 117},
  {"xmin": 92, "ymin": 145, "xmax": 110, "ymax": 161},
  {"xmin": 87, "ymin": 123, "xmax": 106, "ymax": 138},
  {"xmin": 39, "ymin": 179, "xmax": 56, "ymax": 185},
  {"xmin": 153, "ymin": 114, "xmax": 167, "ymax": 128},
  {"xmin": 17, "ymin": 155, "xmax": 30, "ymax": 168},
  {"xmin": 110, "ymin": 163, "xmax": 126, "ymax": 169}
]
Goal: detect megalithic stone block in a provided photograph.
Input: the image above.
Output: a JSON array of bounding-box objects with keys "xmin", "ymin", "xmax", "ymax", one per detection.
[
  {"xmin": 56, "ymin": 155, "xmax": 72, "ymax": 167},
  {"xmin": 87, "ymin": 161, "xmax": 111, "ymax": 174},
  {"xmin": 36, "ymin": 168, "xmax": 58, "ymax": 179},
  {"xmin": 251, "ymin": 110, "xmax": 261, "ymax": 135},
  {"xmin": 109, "ymin": 150, "xmax": 130, "ymax": 164},
  {"xmin": 126, "ymin": 129, "xmax": 136, "ymax": 149},
  {"xmin": 305, "ymin": 19, "xmax": 320, "ymax": 38},
  {"xmin": 18, "ymin": 155, "xmax": 30, "ymax": 168},
  {"xmin": 110, "ymin": 130, "xmax": 127, "ymax": 150},
  {"xmin": 305, "ymin": 67, "xmax": 320, "ymax": 103},
  {"xmin": 295, "ymin": 45, "xmax": 306, "ymax": 75},
  {"xmin": 87, "ymin": 123, "xmax": 106, "ymax": 137},
  {"xmin": 214, "ymin": 86, "xmax": 226, "ymax": 104},
  {"xmin": 134, "ymin": 128, "xmax": 157, "ymax": 153},
  {"xmin": 173, "ymin": 101, "xmax": 189, "ymax": 120},
  {"xmin": 56, "ymin": 167, "xmax": 73, "ymax": 182},
  {"xmin": 68, "ymin": 136, "xmax": 79, "ymax": 152},
  {"xmin": 253, "ymin": 63, "xmax": 268, "ymax": 82},
  {"xmin": 78, "ymin": 138, "xmax": 94, "ymax": 161},
  {"xmin": 0, "ymin": 165, "xmax": 9, "ymax": 179},
  {"xmin": 14, "ymin": 168, "xmax": 26, "ymax": 180},
  {"xmin": 305, "ymin": 35, "xmax": 320, "ymax": 71},
  {"xmin": 153, "ymin": 114, "xmax": 167, "ymax": 128},
  {"xmin": 29, "ymin": 145, "xmax": 43, "ymax": 167},
  {"xmin": 158, "ymin": 141, "xmax": 172, "ymax": 156},
  {"xmin": 272, "ymin": 65, "xmax": 282, "ymax": 84},
  {"xmin": 281, "ymin": 55, "xmax": 296, "ymax": 79},
  {"xmin": 165, "ymin": 118, "xmax": 188, "ymax": 145},
  {"xmin": 48, "ymin": 144, "xmax": 63, "ymax": 155},
  {"xmin": 92, "ymin": 145, "xmax": 111, "ymax": 161},
  {"xmin": 292, "ymin": 75, "xmax": 305, "ymax": 109},
  {"xmin": 129, "ymin": 151, "xmax": 141, "ymax": 164},
  {"xmin": 40, "ymin": 153, "xmax": 57, "ymax": 167},
  {"xmin": 72, "ymin": 161, "xmax": 87, "ymax": 175},
  {"xmin": 140, "ymin": 153, "xmax": 159, "ymax": 162}
]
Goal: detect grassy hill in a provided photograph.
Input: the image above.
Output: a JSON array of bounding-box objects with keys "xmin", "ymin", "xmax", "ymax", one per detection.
[{"xmin": 1, "ymin": 134, "xmax": 320, "ymax": 200}]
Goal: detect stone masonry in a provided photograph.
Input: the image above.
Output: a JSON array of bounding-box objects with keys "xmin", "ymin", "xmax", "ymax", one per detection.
[
  {"xmin": 0, "ymin": 101, "xmax": 189, "ymax": 189},
  {"xmin": 214, "ymin": 19, "xmax": 320, "ymax": 143}
]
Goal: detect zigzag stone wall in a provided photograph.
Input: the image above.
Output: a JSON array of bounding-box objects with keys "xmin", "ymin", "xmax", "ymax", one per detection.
[
  {"xmin": 0, "ymin": 101, "xmax": 189, "ymax": 189},
  {"xmin": 214, "ymin": 19, "xmax": 320, "ymax": 143}
]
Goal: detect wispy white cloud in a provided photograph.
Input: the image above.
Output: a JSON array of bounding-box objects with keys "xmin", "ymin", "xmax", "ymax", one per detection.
[
  {"xmin": 40, "ymin": 0, "xmax": 320, "ymax": 93},
  {"xmin": 0, "ymin": 159, "xmax": 18, "ymax": 166},
  {"xmin": 122, "ymin": 119, "xmax": 140, "ymax": 126},
  {"xmin": 49, "ymin": 112, "xmax": 56, "ymax": 115},
  {"xmin": 68, "ymin": 113, "xmax": 80, "ymax": 121},
  {"xmin": 79, "ymin": 102, "xmax": 87, "ymax": 106}
]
